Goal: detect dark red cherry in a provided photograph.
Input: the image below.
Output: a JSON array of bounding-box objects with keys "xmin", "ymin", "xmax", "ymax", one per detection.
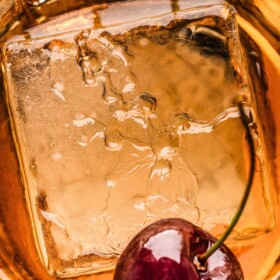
[{"xmin": 114, "ymin": 218, "xmax": 244, "ymax": 280}]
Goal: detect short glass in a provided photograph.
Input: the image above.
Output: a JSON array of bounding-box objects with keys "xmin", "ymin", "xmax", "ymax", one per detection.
[{"xmin": 0, "ymin": 0, "xmax": 279, "ymax": 279}]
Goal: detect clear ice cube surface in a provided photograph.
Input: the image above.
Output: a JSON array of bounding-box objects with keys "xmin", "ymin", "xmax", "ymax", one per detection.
[{"xmin": 2, "ymin": 2, "xmax": 273, "ymax": 277}]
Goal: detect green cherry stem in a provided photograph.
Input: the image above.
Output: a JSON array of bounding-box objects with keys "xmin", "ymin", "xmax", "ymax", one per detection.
[{"xmin": 198, "ymin": 101, "xmax": 256, "ymax": 263}]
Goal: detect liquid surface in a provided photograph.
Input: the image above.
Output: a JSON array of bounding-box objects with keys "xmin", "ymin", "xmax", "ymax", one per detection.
[{"xmin": 2, "ymin": 2, "xmax": 274, "ymax": 277}]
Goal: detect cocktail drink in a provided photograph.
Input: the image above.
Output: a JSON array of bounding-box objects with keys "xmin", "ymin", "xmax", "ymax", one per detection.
[{"xmin": 0, "ymin": 0, "xmax": 279, "ymax": 279}]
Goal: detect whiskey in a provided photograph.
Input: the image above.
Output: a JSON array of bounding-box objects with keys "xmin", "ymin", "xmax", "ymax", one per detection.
[{"xmin": 0, "ymin": 0, "xmax": 279, "ymax": 279}]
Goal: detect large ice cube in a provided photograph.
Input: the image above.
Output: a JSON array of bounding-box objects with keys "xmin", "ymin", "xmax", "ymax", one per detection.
[{"xmin": 2, "ymin": 2, "xmax": 273, "ymax": 277}]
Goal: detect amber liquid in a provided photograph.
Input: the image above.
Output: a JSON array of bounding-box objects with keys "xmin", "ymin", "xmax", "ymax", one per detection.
[{"xmin": 0, "ymin": 0, "xmax": 279, "ymax": 279}]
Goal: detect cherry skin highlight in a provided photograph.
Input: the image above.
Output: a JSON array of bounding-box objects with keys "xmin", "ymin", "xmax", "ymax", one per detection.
[{"xmin": 114, "ymin": 218, "xmax": 244, "ymax": 280}]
